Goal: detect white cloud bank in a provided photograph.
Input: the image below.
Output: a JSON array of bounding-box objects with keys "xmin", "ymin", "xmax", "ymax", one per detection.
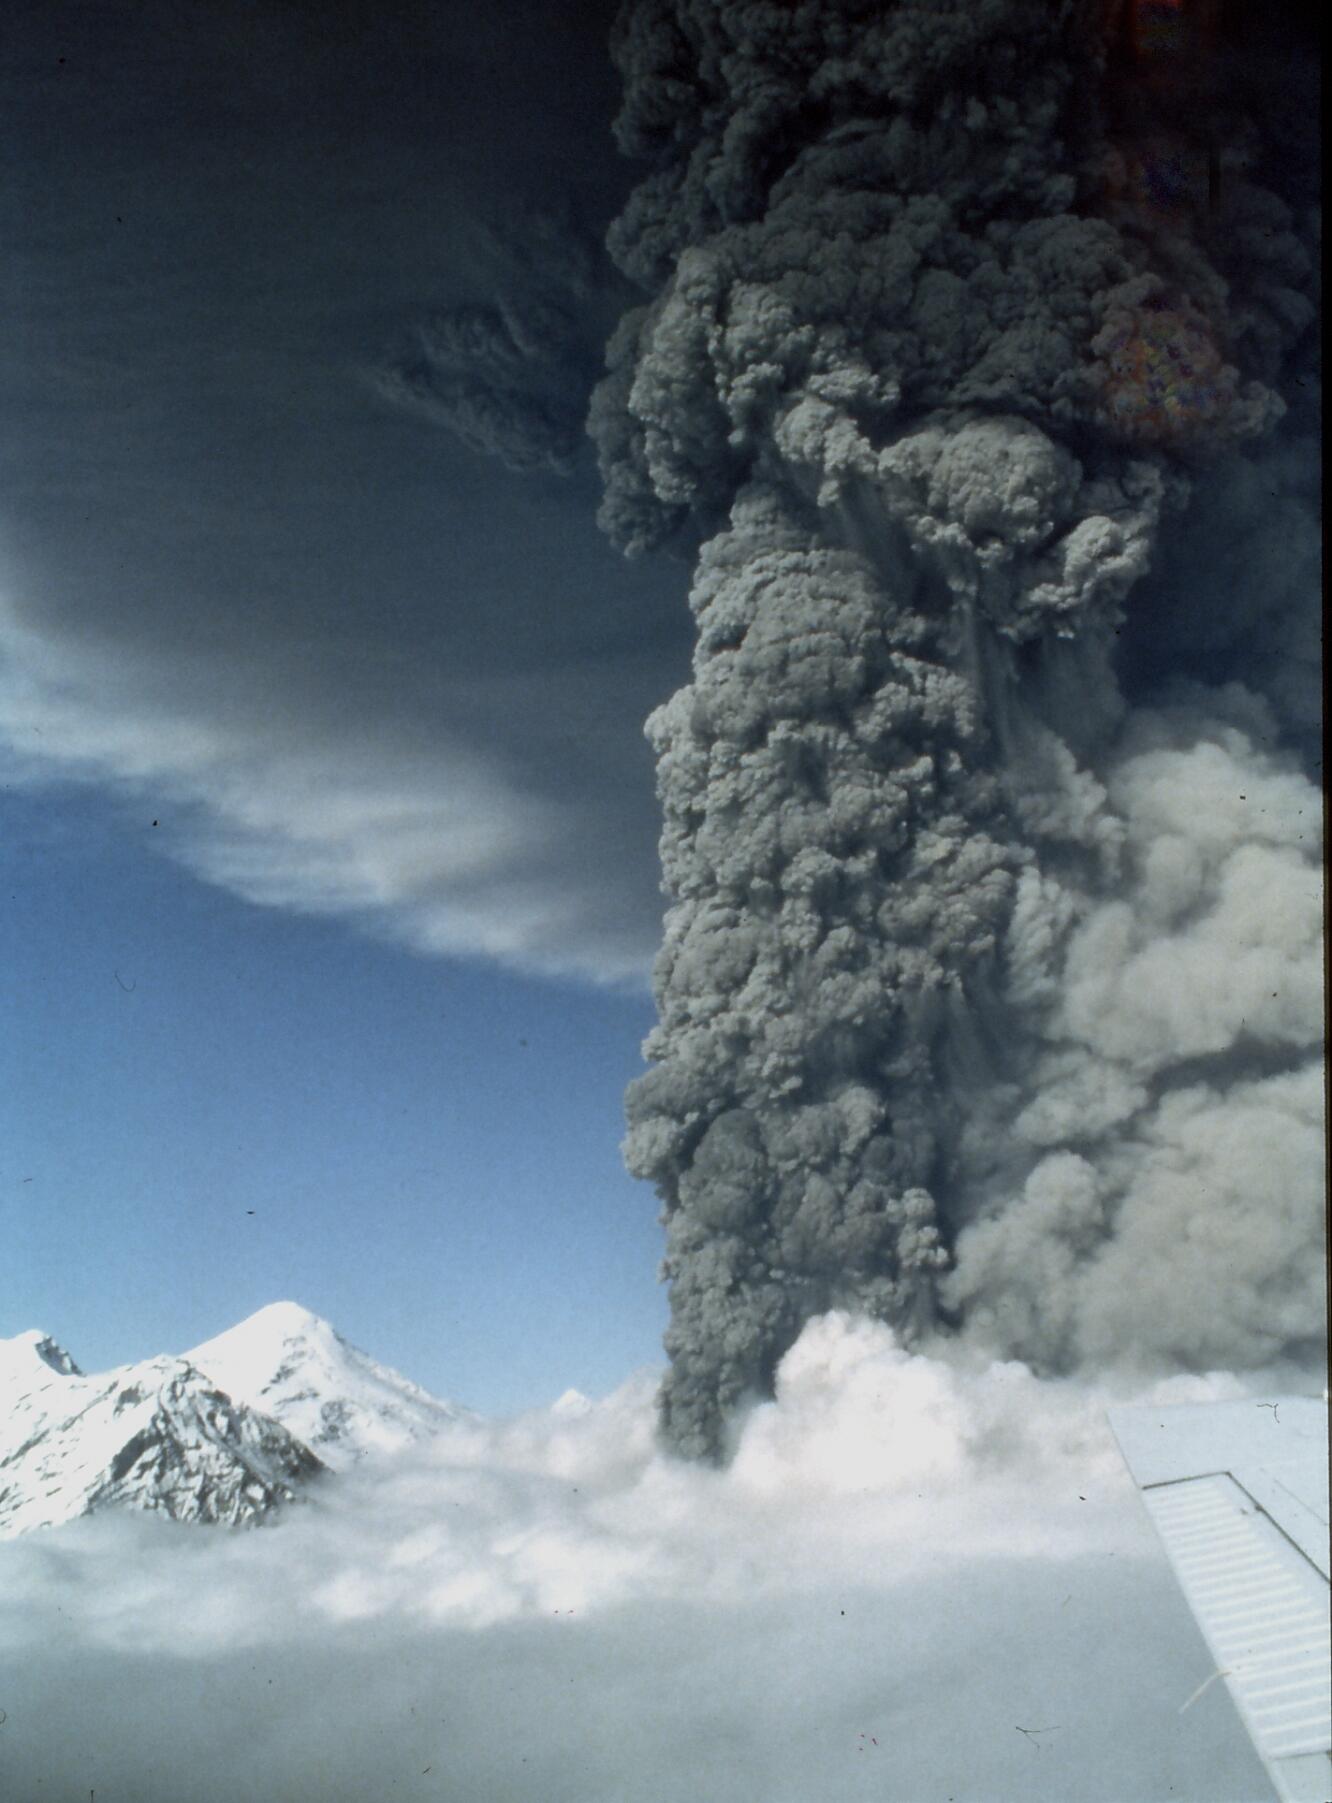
[
  {"xmin": 0, "ymin": 1313, "xmax": 1293, "ymax": 1801},
  {"xmin": 0, "ymin": 588, "xmax": 669, "ymax": 984}
]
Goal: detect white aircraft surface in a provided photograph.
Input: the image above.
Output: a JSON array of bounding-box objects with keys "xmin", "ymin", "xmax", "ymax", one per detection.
[{"xmin": 1110, "ymin": 1395, "xmax": 1330, "ymax": 1803}]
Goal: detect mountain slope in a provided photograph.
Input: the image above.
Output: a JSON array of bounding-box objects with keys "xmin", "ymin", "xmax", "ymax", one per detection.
[
  {"xmin": 186, "ymin": 1301, "xmax": 470, "ymax": 1471},
  {"xmin": 0, "ymin": 1333, "xmax": 325, "ymax": 1539}
]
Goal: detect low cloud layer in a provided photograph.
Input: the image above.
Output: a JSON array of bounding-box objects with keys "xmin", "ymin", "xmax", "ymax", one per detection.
[{"xmin": 0, "ymin": 1313, "xmax": 1294, "ymax": 1801}]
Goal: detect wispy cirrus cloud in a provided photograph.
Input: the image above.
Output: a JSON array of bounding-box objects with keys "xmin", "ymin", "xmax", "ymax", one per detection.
[
  {"xmin": 0, "ymin": 576, "xmax": 678, "ymax": 981},
  {"xmin": 0, "ymin": 0, "xmax": 689, "ymax": 984}
]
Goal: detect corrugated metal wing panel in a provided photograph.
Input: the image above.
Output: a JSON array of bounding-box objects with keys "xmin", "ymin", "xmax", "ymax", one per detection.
[{"xmin": 1110, "ymin": 1398, "xmax": 1330, "ymax": 1803}]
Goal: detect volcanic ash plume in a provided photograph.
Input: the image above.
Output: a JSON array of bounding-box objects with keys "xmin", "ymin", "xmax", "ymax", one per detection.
[{"xmin": 590, "ymin": 0, "xmax": 1323, "ymax": 1459}]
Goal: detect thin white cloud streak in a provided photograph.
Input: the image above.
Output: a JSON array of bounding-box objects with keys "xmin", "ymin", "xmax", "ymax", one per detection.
[
  {"xmin": 0, "ymin": 1313, "xmax": 1295, "ymax": 1801},
  {"xmin": 0, "ymin": 593, "xmax": 661, "ymax": 983}
]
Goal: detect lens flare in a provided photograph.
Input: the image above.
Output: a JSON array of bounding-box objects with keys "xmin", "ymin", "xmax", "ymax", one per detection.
[{"xmin": 1098, "ymin": 298, "xmax": 1231, "ymax": 444}]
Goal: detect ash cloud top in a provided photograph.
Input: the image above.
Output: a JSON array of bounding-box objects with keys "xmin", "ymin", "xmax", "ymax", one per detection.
[{"xmin": 592, "ymin": 0, "xmax": 1322, "ymax": 1456}]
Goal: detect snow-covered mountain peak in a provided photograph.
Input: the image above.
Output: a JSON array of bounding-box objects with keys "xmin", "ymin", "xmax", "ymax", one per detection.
[
  {"xmin": 34, "ymin": 1333, "xmax": 82, "ymax": 1376},
  {"xmin": 0, "ymin": 1306, "xmax": 467, "ymax": 1536},
  {"xmin": 190, "ymin": 1301, "xmax": 341, "ymax": 1387},
  {"xmin": 0, "ymin": 1328, "xmax": 82, "ymax": 1387},
  {"xmin": 235, "ymin": 1299, "xmax": 329, "ymax": 1341},
  {"xmin": 187, "ymin": 1302, "xmax": 469, "ymax": 1470},
  {"xmin": 552, "ymin": 1388, "xmax": 593, "ymax": 1419},
  {"xmin": 0, "ymin": 1339, "xmax": 323, "ymax": 1539}
]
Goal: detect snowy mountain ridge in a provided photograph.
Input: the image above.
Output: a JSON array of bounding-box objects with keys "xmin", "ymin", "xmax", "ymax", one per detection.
[
  {"xmin": 186, "ymin": 1300, "xmax": 469, "ymax": 1470},
  {"xmin": 0, "ymin": 1346, "xmax": 324, "ymax": 1539},
  {"xmin": 1, "ymin": 1329, "xmax": 84, "ymax": 1379},
  {"xmin": 0, "ymin": 1303, "xmax": 468, "ymax": 1539}
]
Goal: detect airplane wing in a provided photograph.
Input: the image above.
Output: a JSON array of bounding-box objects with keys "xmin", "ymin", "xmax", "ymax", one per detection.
[{"xmin": 1109, "ymin": 1395, "xmax": 1330, "ymax": 1803}]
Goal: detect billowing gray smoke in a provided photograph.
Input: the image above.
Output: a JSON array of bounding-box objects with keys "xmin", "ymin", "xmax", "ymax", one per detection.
[{"xmin": 590, "ymin": 0, "xmax": 1323, "ymax": 1459}]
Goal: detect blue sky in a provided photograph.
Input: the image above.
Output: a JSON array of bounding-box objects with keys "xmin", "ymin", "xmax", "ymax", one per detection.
[
  {"xmin": 3, "ymin": 775, "xmax": 667, "ymax": 1412},
  {"xmin": 0, "ymin": 0, "xmax": 690, "ymax": 1412}
]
